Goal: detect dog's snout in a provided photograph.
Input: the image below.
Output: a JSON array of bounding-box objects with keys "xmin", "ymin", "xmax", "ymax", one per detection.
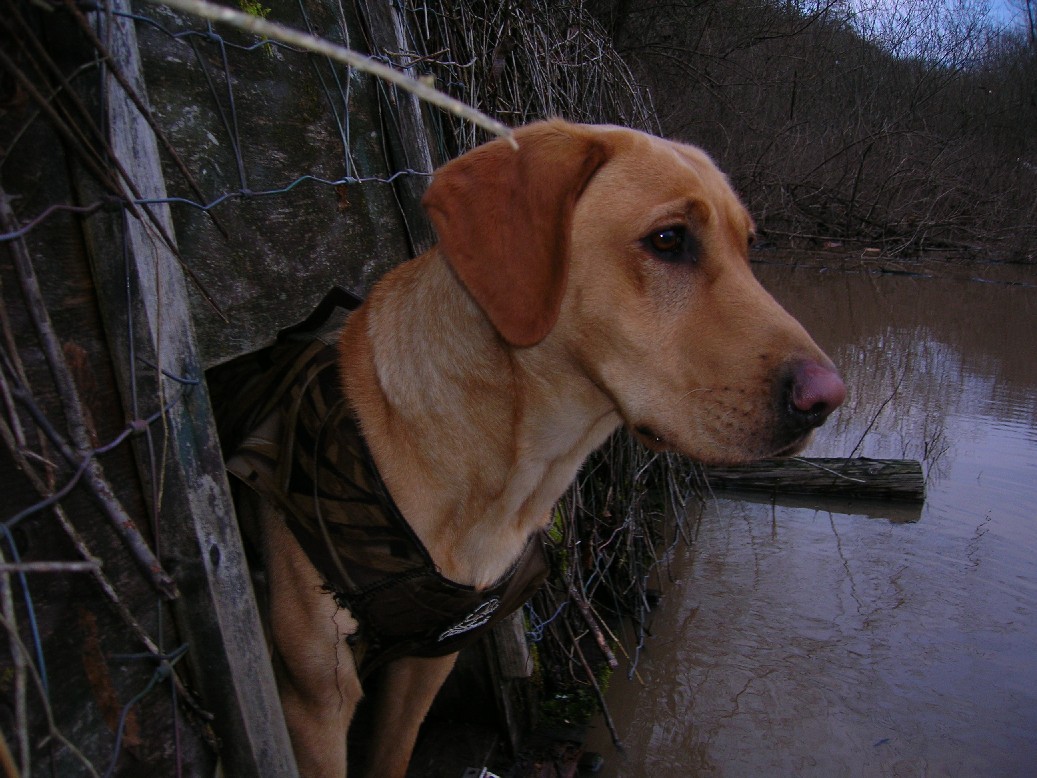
[{"xmin": 784, "ymin": 360, "xmax": 846, "ymax": 430}]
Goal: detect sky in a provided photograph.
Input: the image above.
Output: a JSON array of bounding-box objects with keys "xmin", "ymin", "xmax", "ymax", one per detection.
[{"xmin": 991, "ymin": 0, "xmax": 1028, "ymax": 27}]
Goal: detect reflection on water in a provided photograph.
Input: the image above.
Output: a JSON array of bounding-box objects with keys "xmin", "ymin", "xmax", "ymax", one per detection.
[{"xmin": 586, "ymin": 264, "xmax": 1037, "ymax": 776}]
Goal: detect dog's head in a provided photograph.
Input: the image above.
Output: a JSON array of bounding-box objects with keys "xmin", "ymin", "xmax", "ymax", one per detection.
[{"xmin": 423, "ymin": 120, "xmax": 845, "ymax": 463}]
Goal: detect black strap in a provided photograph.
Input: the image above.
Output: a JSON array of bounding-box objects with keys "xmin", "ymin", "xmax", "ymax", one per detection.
[{"xmin": 277, "ymin": 286, "xmax": 364, "ymax": 342}]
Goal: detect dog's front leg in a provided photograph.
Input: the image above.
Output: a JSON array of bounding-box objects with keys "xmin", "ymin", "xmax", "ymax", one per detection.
[
  {"xmin": 273, "ymin": 613, "xmax": 361, "ymax": 778},
  {"xmin": 363, "ymin": 653, "xmax": 459, "ymax": 777},
  {"xmin": 262, "ymin": 505, "xmax": 363, "ymax": 777}
]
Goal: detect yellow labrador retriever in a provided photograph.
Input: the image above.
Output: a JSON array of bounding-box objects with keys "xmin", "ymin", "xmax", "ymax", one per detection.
[{"xmin": 229, "ymin": 120, "xmax": 845, "ymax": 777}]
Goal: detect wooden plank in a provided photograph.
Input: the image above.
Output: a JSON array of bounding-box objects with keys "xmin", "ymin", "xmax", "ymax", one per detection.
[
  {"xmin": 702, "ymin": 457, "xmax": 926, "ymax": 503},
  {"xmin": 356, "ymin": 0, "xmax": 438, "ymax": 254},
  {"xmin": 75, "ymin": 5, "xmax": 297, "ymax": 775}
]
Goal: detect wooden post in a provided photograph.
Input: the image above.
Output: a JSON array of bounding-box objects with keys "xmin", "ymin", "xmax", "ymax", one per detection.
[
  {"xmin": 76, "ymin": 4, "xmax": 297, "ymax": 775},
  {"xmin": 357, "ymin": 0, "xmax": 438, "ymax": 254},
  {"xmin": 490, "ymin": 611, "xmax": 537, "ymax": 753}
]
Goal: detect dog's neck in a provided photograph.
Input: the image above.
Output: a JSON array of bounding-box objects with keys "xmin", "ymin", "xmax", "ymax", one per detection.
[{"xmin": 340, "ymin": 251, "xmax": 621, "ymax": 588}]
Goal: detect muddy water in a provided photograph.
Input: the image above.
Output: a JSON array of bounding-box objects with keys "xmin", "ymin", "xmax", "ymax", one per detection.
[{"xmin": 584, "ymin": 262, "xmax": 1037, "ymax": 776}]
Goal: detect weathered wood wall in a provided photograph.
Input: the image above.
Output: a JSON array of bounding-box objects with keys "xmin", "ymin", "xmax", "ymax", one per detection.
[
  {"xmin": 135, "ymin": 0, "xmax": 423, "ymax": 365},
  {"xmin": 0, "ymin": 0, "xmax": 464, "ymax": 774}
]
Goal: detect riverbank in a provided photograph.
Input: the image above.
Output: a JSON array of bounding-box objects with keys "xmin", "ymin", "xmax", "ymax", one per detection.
[{"xmin": 752, "ymin": 243, "xmax": 1037, "ymax": 285}]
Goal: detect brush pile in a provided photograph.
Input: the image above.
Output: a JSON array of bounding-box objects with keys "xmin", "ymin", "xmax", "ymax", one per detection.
[{"xmin": 392, "ymin": 0, "xmax": 658, "ymax": 152}]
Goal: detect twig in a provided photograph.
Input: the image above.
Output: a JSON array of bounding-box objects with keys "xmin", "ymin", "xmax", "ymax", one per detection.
[
  {"xmin": 563, "ymin": 613, "xmax": 624, "ymax": 751},
  {"xmin": 0, "ymin": 189, "xmax": 179, "ymax": 600},
  {"xmin": 0, "ymin": 561, "xmax": 100, "ymax": 574},
  {"xmin": 569, "ymin": 583, "xmax": 618, "ymax": 670},
  {"xmin": 586, "ymin": 597, "xmax": 645, "ymax": 685},
  {"xmin": 0, "ymin": 726, "xmax": 19, "ymax": 778},
  {"xmin": 0, "ymin": 611, "xmax": 103, "ymax": 778},
  {"xmin": 850, "ymin": 371, "xmax": 904, "ymax": 458},
  {"xmin": 0, "ymin": 407, "xmax": 209, "ymax": 718},
  {"xmin": 0, "ymin": 547, "xmax": 28, "ymax": 777},
  {"xmin": 790, "ymin": 456, "xmax": 867, "ymax": 483}
]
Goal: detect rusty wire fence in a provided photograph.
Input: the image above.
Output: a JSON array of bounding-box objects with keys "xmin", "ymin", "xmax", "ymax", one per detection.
[{"xmin": 0, "ymin": 0, "xmax": 698, "ymax": 774}]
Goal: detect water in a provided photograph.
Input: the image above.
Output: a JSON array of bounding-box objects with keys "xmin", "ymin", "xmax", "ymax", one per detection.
[{"xmin": 585, "ymin": 262, "xmax": 1037, "ymax": 776}]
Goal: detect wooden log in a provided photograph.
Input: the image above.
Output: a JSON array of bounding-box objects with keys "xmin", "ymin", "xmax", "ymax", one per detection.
[{"xmin": 701, "ymin": 457, "xmax": 925, "ymax": 503}]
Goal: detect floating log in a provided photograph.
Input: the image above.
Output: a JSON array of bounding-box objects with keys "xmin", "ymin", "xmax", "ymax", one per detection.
[{"xmin": 702, "ymin": 457, "xmax": 925, "ymax": 503}]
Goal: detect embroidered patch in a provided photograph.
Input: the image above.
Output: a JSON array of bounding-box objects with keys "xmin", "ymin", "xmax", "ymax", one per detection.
[{"xmin": 438, "ymin": 598, "xmax": 501, "ymax": 641}]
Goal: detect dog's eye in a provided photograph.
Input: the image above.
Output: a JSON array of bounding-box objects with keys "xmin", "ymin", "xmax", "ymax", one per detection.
[{"xmin": 644, "ymin": 227, "xmax": 694, "ymax": 262}]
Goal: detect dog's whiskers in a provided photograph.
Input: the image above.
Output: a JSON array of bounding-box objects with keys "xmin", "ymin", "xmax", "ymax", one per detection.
[{"xmin": 677, "ymin": 386, "xmax": 713, "ymax": 403}]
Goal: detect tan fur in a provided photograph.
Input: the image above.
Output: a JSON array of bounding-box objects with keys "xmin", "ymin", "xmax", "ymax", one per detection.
[{"xmin": 261, "ymin": 121, "xmax": 843, "ymax": 777}]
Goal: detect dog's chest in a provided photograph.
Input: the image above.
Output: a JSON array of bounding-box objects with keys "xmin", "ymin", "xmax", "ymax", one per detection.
[{"xmin": 226, "ymin": 340, "xmax": 549, "ymax": 676}]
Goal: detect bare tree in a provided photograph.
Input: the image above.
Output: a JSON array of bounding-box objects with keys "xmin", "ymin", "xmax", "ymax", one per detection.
[{"xmin": 592, "ymin": 0, "xmax": 1036, "ymax": 259}]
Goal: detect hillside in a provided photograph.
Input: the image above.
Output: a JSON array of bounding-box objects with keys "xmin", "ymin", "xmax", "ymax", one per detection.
[{"xmin": 589, "ymin": 0, "xmax": 1037, "ymax": 260}]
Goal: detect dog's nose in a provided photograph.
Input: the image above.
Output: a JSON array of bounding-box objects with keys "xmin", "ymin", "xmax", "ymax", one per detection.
[{"xmin": 785, "ymin": 360, "xmax": 846, "ymax": 430}]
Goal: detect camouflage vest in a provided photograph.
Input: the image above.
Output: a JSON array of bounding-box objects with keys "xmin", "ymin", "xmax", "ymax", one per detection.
[{"xmin": 225, "ymin": 337, "xmax": 549, "ymax": 678}]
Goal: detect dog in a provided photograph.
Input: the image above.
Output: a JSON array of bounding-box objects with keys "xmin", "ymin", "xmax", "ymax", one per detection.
[{"xmin": 226, "ymin": 119, "xmax": 846, "ymax": 777}]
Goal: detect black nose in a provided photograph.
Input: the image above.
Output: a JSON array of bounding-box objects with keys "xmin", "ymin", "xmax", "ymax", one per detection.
[{"xmin": 782, "ymin": 360, "xmax": 846, "ymax": 431}]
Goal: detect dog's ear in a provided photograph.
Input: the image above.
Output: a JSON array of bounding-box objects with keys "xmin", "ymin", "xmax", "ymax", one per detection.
[{"xmin": 422, "ymin": 121, "xmax": 609, "ymax": 347}]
